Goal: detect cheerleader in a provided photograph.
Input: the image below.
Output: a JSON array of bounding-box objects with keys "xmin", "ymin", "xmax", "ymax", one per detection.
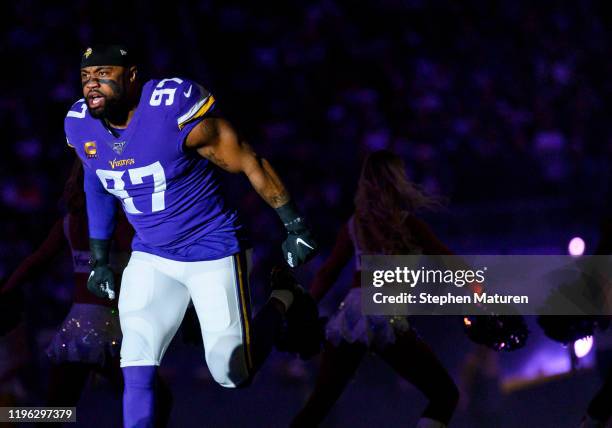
[
  {"xmin": 0, "ymin": 161, "xmax": 171, "ymax": 426},
  {"xmin": 291, "ymin": 150, "xmax": 459, "ymax": 428}
]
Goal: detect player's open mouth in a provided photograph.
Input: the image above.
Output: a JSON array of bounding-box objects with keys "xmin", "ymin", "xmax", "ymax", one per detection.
[{"xmin": 88, "ymin": 93, "xmax": 104, "ymax": 107}]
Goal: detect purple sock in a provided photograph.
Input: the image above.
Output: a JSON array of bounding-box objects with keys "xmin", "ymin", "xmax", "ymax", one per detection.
[{"xmin": 122, "ymin": 366, "xmax": 157, "ymax": 428}]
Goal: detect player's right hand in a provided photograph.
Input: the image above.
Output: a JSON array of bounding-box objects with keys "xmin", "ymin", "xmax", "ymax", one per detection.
[
  {"xmin": 87, "ymin": 265, "xmax": 116, "ymax": 300},
  {"xmin": 88, "ymin": 238, "xmax": 115, "ymax": 300}
]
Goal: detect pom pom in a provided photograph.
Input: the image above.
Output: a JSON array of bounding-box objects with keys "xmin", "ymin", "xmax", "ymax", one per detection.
[
  {"xmin": 537, "ymin": 315, "xmax": 609, "ymax": 345},
  {"xmin": 463, "ymin": 315, "xmax": 529, "ymax": 351}
]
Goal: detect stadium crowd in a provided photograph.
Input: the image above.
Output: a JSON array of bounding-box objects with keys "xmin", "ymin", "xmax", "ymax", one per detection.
[{"xmin": 1, "ymin": 1, "xmax": 611, "ymax": 399}]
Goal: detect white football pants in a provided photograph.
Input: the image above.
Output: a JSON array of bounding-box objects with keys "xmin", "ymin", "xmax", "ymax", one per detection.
[{"xmin": 118, "ymin": 250, "xmax": 253, "ymax": 388}]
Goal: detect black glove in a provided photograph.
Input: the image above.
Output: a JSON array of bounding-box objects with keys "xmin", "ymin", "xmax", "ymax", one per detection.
[
  {"xmin": 88, "ymin": 238, "xmax": 116, "ymax": 300},
  {"xmin": 276, "ymin": 201, "xmax": 318, "ymax": 267}
]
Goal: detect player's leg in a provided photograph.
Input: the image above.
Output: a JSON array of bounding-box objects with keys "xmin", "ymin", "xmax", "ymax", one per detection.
[
  {"xmin": 376, "ymin": 329, "xmax": 459, "ymax": 428},
  {"xmin": 94, "ymin": 356, "xmax": 171, "ymax": 427},
  {"xmin": 185, "ymin": 251, "xmax": 259, "ymax": 387},
  {"xmin": 186, "ymin": 253, "xmax": 316, "ymax": 388},
  {"xmin": 186, "ymin": 251, "xmax": 295, "ymax": 388},
  {"xmin": 248, "ymin": 263, "xmax": 313, "ymax": 374},
  {"xmin": 104, "ymin": 364, "xmax": 172, "ymax": 428},
  {"xmin": 119, "ymin": 252, "xmax": 190, "ymax": 428},
  {"xmin": 291, "ymin": 340, "xmax": 367, "ymax": 427}
]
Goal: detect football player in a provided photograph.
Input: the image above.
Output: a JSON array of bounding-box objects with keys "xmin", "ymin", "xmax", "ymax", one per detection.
[{"xmin": 65, "ymin": 45, "xmax": 318, "ymax": 427}]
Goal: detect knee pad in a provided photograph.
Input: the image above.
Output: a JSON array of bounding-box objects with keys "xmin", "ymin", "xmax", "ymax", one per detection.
[
  {"xmin": 120, "ymin": 314, "xmax": 160, "ymax": 366},
  {"xmin": 205, "ymin": 335, "xmax": 251, "ymax": 388}
]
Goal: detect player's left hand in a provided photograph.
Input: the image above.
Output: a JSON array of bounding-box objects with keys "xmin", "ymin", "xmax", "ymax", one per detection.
[
  {"xmin": 282, "ymin": 226, "xmax": 318, "ymax": 268},
  {"xmin": 275, "ymin": 201, "xmax": 318, "ymax": 267}
]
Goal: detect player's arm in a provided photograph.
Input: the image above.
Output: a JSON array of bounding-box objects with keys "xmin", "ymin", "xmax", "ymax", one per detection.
[
  {"xmin": 185, "ymin": 118, "xmax": 318, "ymax": 267},
  {"xmin": 0, "ymin": 219, "xmax": 67, "ymax": 295},
  {"xmin": 186, "ymin": 117, "xmax": 289, "ymax": 206},
  {"xmin": 83, "ymin": 166, "xmax": 118, "ymax": 299},
  {"xmin": 66, "ymin": 115, "xmax": 116, "ymax": 299}
]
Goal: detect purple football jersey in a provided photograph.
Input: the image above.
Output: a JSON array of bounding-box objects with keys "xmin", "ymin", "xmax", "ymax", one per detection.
[{"xmin": 65, "ymin": 78, "xmax": 247, "ymax": 261}]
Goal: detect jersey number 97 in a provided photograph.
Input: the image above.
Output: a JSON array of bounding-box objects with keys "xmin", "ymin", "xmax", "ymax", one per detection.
[{"xmin": 96, "ymin": 161, "xmax": 166, "ymax": 214}]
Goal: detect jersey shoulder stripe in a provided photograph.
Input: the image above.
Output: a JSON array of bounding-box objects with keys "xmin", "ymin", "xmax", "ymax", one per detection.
[
  {"xmin": 146, "ymin": 78, "xmax": 215, "ymax": 129},
  {"xmin": 178, "ymin": 92, "xmax": 215, "ymax": 130},
  {"xmin": 65, "ymin": 98, "xmax": 89, "ymax": 149},
  {"xmin": 66, "ymin": 98, "xmax": 87, "ymax": 119}
]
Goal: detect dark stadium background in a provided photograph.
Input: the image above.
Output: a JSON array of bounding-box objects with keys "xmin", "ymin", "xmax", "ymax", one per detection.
[{"xmin": 2, "ymin": 1, "xmax": 612, "ymax": 427}]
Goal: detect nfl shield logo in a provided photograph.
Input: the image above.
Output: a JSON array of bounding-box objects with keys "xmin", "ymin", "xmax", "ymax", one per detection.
[{"xmin": 112, "ymin": 141, "xmax": 127, "ymax": 155}]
